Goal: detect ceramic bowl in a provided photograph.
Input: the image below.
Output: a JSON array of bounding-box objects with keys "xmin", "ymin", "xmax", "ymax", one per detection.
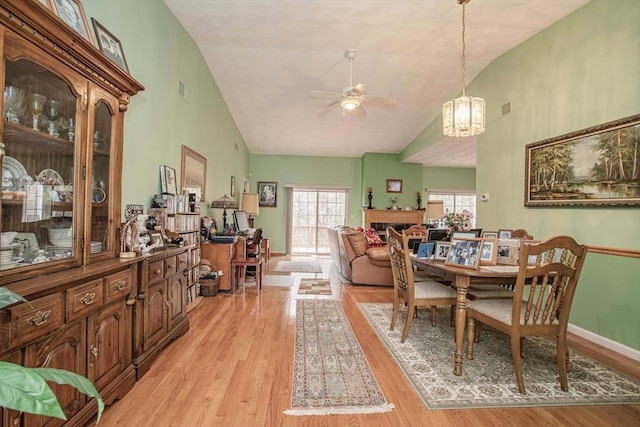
[{"xmin": 1, "ymin": 231, "xmax": 17, "ymax": 246}]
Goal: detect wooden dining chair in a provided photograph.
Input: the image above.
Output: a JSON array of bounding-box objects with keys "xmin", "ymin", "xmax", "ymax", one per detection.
[
  {"xmin": 465, "ymin": 235, "xmax": 587, "ymax": 394},
  {"xmin": 512, "ymin": 228, "xmax": 534, "ymax": 239},
  {"xmin": 387, "ymin": 227, "xmax": 457, "ymax": 342}
]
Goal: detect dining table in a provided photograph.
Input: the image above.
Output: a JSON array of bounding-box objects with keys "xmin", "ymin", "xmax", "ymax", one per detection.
[{"xmin": 411, "ymin": 257, "xmax": 520, "ymax": 376}]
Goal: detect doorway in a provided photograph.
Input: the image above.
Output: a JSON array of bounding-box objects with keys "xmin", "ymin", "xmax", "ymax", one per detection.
[{"xmin": 289, "ymin": 189, "xmax": 347, "ymax": 254}]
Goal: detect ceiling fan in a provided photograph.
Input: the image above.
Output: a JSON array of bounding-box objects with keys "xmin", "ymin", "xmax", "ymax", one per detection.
[{"xmin": 311, "ymin": 49, "xmax": 397, "ymax": 117}]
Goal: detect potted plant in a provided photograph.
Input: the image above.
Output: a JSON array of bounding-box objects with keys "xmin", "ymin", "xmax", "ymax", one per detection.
[{"xmin": 0, "ymin": 287, "xmax": 104, "ymax": 423}]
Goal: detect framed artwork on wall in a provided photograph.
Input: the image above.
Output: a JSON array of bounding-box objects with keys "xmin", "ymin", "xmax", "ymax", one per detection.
[
  {"xmin": 258, "ymin": 181, "xmax": 277, "ymax": 207},
  {"xmin": 386, "ymin": 179, "xmax": 403, "ymax": 193},
  {"xmin": 231, "ymin": 176, "xmax": 236, "ymax": 197},
  {"xmin": 181, "ymin": 145, "xmax": 207, "ymax": 201}
]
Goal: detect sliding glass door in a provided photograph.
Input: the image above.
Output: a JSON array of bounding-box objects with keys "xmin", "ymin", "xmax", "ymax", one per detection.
[{"xmin": 290, "ymin": 189, "xmax": 347, "ymax": 254}]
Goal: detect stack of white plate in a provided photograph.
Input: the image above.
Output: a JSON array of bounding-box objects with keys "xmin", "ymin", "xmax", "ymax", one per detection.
[
  {"xmin": 1, "ymin": 244, "xmax": 21, "ymax": 270},
  {"xmin": 90, "ymin": 241, "xmax": 103, "ymax": 254}
]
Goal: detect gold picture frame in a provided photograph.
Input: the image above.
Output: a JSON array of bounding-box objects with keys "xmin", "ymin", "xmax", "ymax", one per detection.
[
  {"xmin": 181, "ymin": 145, "xmax": 207, "ymax": 201},
  {"xmin": 386, "ymin": 179, "xmax": 403, "ymax": 193}
]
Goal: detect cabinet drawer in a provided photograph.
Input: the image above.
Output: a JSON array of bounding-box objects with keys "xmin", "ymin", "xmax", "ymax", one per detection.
[
  {"xmin": 67, "ymin": 279, "xmax": 104, "ymax": 322},
  {"xmin": 148, "ymin": 260, "xmax": 165, "ymax": 285},
  {"xmin": 2, "ymin": 293, "xmax": 64, "ymax": 350},
  {"xmin": 177, "ymin": 252, "xmax": 189, "ymax": 272},
  {"xmin": 165, "ymin": 256, "xmax": 178, "ymax": 277},
  {"xmin": 104, "ymin": 269, "xmax": 134, "ymax": 304}
]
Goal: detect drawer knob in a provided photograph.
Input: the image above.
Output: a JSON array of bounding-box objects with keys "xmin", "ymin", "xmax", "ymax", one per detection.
[
  {"xmin": 80, "ymin": 292, "xmax": 96, "ymax": 305},
  {"xmin": 155, "ymin": 269, "xmax": 162, "ymax": 275},
  {"xmin": 26, "ymin": 310, "xmax": 51, "ymax": 327},
  {"xmin": 167, "ymin": 264, "xmax": 175, "ymax": 270},
  {"xmin": 114, "ymin": 280, "xmax": 126, "ymax": 291}
]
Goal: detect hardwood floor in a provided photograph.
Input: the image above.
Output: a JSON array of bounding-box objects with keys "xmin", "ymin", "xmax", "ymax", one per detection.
[{"xmin": 95, "ymin": 255, "xmax": 640, "ymax": 426}]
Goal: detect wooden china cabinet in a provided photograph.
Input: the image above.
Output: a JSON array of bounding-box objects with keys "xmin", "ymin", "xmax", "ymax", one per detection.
[{"xmin": 0, "ymin": 1, "xmax": 144, "ymax": 426}]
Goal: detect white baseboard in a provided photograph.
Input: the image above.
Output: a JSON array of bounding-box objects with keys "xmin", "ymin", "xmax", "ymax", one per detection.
[{"xmin": 568, "ymin": 323, "xmax": 640, "ymax": 362}]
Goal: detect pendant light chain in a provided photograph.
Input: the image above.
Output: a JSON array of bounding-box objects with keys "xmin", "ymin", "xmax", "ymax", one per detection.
[{"xmin": 461, "ymin": 2, "xmax": 466, "ymax": 97}]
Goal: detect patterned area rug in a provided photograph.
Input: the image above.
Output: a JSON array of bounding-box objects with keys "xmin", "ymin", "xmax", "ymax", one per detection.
[
  {"xmin": 359, "ymin": 303, "xmax": 640, "ymax": 410},
  {"xmin": 285, "ymin": 300, "xmax": 394, "ymax": 415},
  {"xmin": 274, "ymin": 260, "xmax": 322, "ymax": 273},
  {"xmin": 297, "ymin": 279, "xmax": 332, "ymax": 295}
]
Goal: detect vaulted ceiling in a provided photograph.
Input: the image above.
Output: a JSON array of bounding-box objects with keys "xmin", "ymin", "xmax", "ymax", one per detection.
[{"xmin": 163, "ymin": 0, "xmax": 589, "ymax": 167}]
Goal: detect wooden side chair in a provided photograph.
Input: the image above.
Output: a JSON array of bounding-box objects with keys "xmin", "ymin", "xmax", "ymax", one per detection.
[
  {"xmin": 387, "ymin": 227, "xmax": 457, "ymax": 343},
  {"xmin": 465, "ymin": 235, "xmax": 587, "ymax": 394},
  {"xmin": 512, "ymin": 228, "xmax": 534, "ymax": 239}
]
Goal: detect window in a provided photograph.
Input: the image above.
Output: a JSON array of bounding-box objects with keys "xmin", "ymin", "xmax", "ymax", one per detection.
[{"xmin": 428, "ymin": 191, "xmax": 476, "ymax": 227}]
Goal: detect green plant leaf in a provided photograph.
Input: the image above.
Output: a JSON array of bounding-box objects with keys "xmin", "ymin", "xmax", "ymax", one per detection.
[
  {"xmin": 0, "ymin": 362, "xmax": 65, "ymax": 420},
  {"xmin": 0, "ymin": 287, "xmax": 29, "ymax": 310},
  {"xmin": 32, "ymin": 367, "xmax": 104, "ymax": 423}
]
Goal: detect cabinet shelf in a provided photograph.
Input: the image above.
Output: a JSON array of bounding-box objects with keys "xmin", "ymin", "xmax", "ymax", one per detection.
[{"xmin": 4, "ymin": 122, "xmax": 75, "ymax": 155}]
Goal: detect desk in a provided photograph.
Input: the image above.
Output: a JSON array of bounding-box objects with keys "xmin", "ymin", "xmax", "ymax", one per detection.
[
  {"xmin": 412, "ymin": 258, "xmax": 518, "ymax": 376},
  {"xmin": 201, "ymin": 238, "xmax": 245, "ymax": 292}
]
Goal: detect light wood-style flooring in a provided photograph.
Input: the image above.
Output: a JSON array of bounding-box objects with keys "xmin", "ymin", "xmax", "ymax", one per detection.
[{"xmin": 95, "ymin": 255, "xmax": 640, "ymax": 426}]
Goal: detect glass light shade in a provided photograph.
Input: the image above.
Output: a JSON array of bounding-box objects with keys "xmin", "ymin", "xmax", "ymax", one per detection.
[
  {"xmin": 443, "ymin": 95, "xmax": 485, "ymax": 137},
  {"xmin": 241, "ymin": 192, "xmax": 260, "ymax": 215},
  {"xmin": 340, "ymin": 97, "xmax": 360, "ymax": 110}
]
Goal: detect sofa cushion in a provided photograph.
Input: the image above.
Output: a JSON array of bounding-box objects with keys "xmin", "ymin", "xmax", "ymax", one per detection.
[
  {"xmin": 366, "ymin": 247, "xmax": 390, "ymax": 267},
  {"xmin": 345, "ymin": 232, "xmax": 368, "ymax": 257}
]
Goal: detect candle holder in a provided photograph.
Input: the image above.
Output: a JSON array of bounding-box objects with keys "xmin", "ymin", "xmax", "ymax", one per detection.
[{"xmin": 367, "ymin": 190, "xmax": 373, "ymax": 209}]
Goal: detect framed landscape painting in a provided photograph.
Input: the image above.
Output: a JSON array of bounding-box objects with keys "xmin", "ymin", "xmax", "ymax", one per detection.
[
  {"xmin": 525, "ymin": 114, "xmax": 640, "ymax": 207},
  {"xmin": 181, "ymin": 145, "xmax": 207, "ymax": 201}
]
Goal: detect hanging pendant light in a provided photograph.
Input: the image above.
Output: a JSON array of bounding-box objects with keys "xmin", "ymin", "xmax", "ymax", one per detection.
[{"xmin": 443, "ymin": 0, "xmax": 485, "ymax": 137}]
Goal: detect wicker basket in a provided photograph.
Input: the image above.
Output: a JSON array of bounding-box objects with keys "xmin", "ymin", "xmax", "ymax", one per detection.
[{"xmin": 199, "ymin": 260, "xmax": 220, "ymax": 297}]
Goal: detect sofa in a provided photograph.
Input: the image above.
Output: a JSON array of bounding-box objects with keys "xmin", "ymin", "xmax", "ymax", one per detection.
[{"xmin": 327, "ymin": 226, "xmax": 393, "ymax": 286}]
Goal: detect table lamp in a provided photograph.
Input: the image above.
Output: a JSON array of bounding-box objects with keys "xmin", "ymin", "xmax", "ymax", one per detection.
[
  {"xmin": 210, "ymin": 194, "xmax": 238, "ymax": 232},
  {"xmin": 426, "ymin": 200, "xmax": 444, "ymax": 227},
  {"xmin": 241, "ymin": 192, "xmax": 260, "ymax": 228}
]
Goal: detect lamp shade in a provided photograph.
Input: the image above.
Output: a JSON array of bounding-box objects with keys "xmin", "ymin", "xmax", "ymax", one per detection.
[
  {"xmin": 241, "ymin": 192, "xmax": 260, "ymax": 216},
  {"xmin": 210, "ymin": 194, "xmax": 238, "ymax": 210},
  {"xmin": 426, "ymin": 200, "xmax": 444, "ymax": 220}
]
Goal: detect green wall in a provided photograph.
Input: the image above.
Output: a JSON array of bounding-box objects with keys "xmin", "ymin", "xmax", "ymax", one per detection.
[
  {"xmin": 403, "ymin": 0, "xmax": 640, "ymax": 351},
  {"xmin": 83, "ymin": 0, "xmax": 249, "ymax": 226},
  {"xmin": 361, "ymin": 153, "xmax": 423, "ymax": 212},
  {"xmin": 249, "ymin": 155, "xmax": 362, "ymax": 252},
  {"xmin": 423, "ymin": 167, "xmax": 476, "ymax": 193}
]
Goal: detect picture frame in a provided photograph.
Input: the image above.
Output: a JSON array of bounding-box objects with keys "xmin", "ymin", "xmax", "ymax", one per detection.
[
  {"xmin": 452, "ymin": 231, "xmax": 477, "ymax": 239},
  {"xmin": 386, "ymin": 179, "xmax": 403, "ymax": 193},
  {"xmin": 258, "ymin": 181, "xmax": 277, "ymax": 207},
  {"xmin": 91, "ymin": 18, "xmax": 129, "ymax": 73},
  {"xmin": 496, "ymin": 238, "xmax": 520, "ymax": 265},
  {"xmin": 525, "ymin": 114, "xmax": 640, "ymax": 207},
  {"xmin": 479, "ymin": 238, "xmax": 498, "ymax": 265},
  {"xmin": 445, "ymin": 237, "xmax": 482, "ymax": 269},
  {"xmin": 37, "ymin": 0, "xmax": 52, "ymax": 10},
  {"xmin": 230, "ymin": 176, "xmax": 236, "ymax": 197},
  {"xmin": 482, "ymin": 231, "xmax": 499, "ymax": 239},
  {"xmin": 148, "ymin": 231, "xmax": 165, "ymax": 249},
  {"xmin": 160, "ymin": 165, "xmax": 177, "ymax": 195},
  {"xmin": 416, "ymin": 242, "xmax": 435, "ymax": 259},
  {"xmin": 519, "ymin": 239, "xmax": 541, "ymax": 265},
  {"xmin": 52, "ymin": 0, "xmax": 92, "ymax": 43},
  {"xmin": 427, "ymin": 228, "xmax": 449, "ymax": 242},
  {"xmin": 125, "ymin": 204, "xmax": 144, "ymax": 220},
  {"xmin": 498, "ymin": 229, "xmax": 513, "ymax": 239},
  {"xmin": 434, "ymin": 241, "xmax": 451, "ymax": 262},
  {"xmin": 181, "ymin": 145, "xmax": 207, "ymax": 201}
]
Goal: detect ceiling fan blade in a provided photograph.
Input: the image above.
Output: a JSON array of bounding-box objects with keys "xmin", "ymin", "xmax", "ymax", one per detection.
[
  {"xmin": 316, "ymin": 100, "xmax": 340, "ymax": 116},
  {"xmin": 353, "ymin": 105, "xmax": 367, "ymax": 117},
  {"xmin": 362, "ymin": 95, "xmax": 397, "ymax": 109},
  {"xmin": 310, "ymin": 90, "xmax": 341, "ymax": 99},
  {"xmin": 350, "ymin": 83, "xmax": 368, "ymax": 95}
]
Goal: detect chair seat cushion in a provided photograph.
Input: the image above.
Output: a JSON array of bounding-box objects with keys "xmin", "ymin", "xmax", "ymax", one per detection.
[
  {"xmin": 467, "ymin": 299, "xmax": 560, "ymax": 326},
  {"xmin": 415, "ymin": 281, "xmax": 457, "ymax": 299},
  {"xmin": 467, "ymin": 285, "xmax": 514, "ymax": 299},
  {"xmin": 366, "ymin": 247, "xmax": 390, "ymax": 267}
]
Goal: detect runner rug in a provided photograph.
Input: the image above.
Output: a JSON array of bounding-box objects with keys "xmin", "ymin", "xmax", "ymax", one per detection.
[
  {"xmin": 297, "ymin": 279, "xmax": 332, "ymax": 295},
  {"xmin": 284, "ymin": 300, "xmax": 394, "ymax": 415},
  {"xmin": 358, "ymin": 303, "xmax": 640, "ymax": 410},
  {"xmin": 274, "ymin": 260, "xmax": 322, "ymax": 273}
]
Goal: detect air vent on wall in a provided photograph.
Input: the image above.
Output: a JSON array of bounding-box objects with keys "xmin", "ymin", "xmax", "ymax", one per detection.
[
  {"xmin": 502, "ymin": 102, "xmax": 511, "ymax": 116},
  {"xmin": 178, "ymin": 80, "xmax": 189, "ymax": 102}
]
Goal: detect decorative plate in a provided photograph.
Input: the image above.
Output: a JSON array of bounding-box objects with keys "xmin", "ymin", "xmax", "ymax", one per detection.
[
  {"xmin": 37, "ymin": 169, "xmax": 64, "ymax": 186},
  {"xmin": 93, "ymin": 187, "xmax": 106, "ymax": 203},
  {"xmin": 2, "ymin": 156, "xmax": 29, "ymax": 191}
]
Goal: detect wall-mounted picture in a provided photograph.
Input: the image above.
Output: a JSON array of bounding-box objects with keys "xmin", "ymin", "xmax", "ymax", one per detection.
[
  {"xmin": 445, "ymin": 237, "xmax": 482, "ymax": 269},
  {"xmin": 258, "ymin": 181, "xmax": 277, "ymax": 207},
  {"xmin": 181, "ymin": 145, "xmax": 207, "ymax": 201},
  {"xmin": 434, "ymin": 241, "xmax": 451, "ymax": 261},
  {"xmin": 52, "ymin": 0, "xmax": 92, "ymax": 43},
  {"xmin": 91, "ymin": 18, "xmax": 129, "ymax": 72},
  {"xmin": 386, "ymin": 179, "xmax": 403, "ymax": 193},
  {"xmin": 230, "ymin": 176, "xmax": 236, "ymax": 197},
  {"xmin": 482, "ymin": 231, "xmax": 499, "ymax": 239},
  {"xmin": 480, "ymin": 238, "xmax": 498, "ymax": 265},
  {"xmin": 525, "ymin": 114, "xmax": 640, "ymax": 207},
  {"xmin": 497, "ymin": 239, "xmax": 520, "ymax": 265},
  {"xmin": 160, "ymin": 165, "xmax": 177, "ymax": 195}
]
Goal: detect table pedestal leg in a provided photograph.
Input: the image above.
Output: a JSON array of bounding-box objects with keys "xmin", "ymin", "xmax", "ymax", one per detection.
[{"xmin": 454, "ymin": 275, "xmax": 470, "ymax": 376}]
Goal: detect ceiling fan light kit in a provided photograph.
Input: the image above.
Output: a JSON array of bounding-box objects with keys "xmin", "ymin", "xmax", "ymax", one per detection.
[{"xmin": 443, "ymin": 0, "xmax": 486, "ymax": 138}]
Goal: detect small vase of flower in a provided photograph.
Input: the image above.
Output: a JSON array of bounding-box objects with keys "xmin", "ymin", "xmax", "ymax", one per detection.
[{"xmin": 390, "ymin": 196, "xmax": 399, "ymax": 210}]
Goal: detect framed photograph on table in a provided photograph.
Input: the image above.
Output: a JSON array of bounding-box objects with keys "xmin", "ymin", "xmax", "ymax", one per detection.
[
  {"xmin": 434, "ymin": 241, "xmax": 451, "ymax": 262},
  {"xmin": 52, "ymin": 0, "xmax": 92, "ymax": 43},
  {"xmin": 181, "ymin": 145, "xmax": 207, "ymax": 201},
  {"xmin": 497, "ymin": 239, "xmax": 520, "ymax": 265},
  {"xmin": 91, "ymin": 18, "xmax": 129, "ymax": 72},
  {"xmin": 480, "ymin": 238, "xmax": 498, "ymax": 265},
  {"xmin": 258, "ymin": 181, "xmax": 277, "ymax": 207},
  {"xmin": 482, "ymin": 231, "xmax": 499, "ymax": 239},
  {"xmin": 445, "ymin": 237, "xmax": 482, "ymax": 269},
  {"xmin": 386, "ymin": 179, "xmax": 403, "ymax": 193},
  {"xmin": 498, "ymin": 229, "xmax": 513, "ymax": 239}
]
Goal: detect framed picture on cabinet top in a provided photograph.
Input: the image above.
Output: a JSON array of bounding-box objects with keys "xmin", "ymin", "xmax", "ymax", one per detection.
[
  {"xmin": 148, "ymin": 231, "xmax": 165, "ymax": 249},
  {"xmin": 386, "ymin": 179, "xmax": 403, "ymax": 193},
  {"xmin": 37, "ymin": 0, "xmax": 52, "ymax": 9},
  {"xmin": 91, "ymin": 18, "xmax": 129, "ymax": 73},
  {"xmin": 52, "ymin": 0, "xmax": 93, "ymax": 43},
  {"xmin": 160, "ymin": 165, "xmax": 177, "ymax": 195}
]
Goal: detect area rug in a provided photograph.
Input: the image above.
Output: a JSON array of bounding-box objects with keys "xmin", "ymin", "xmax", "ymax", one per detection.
[
  {"xmin": 284, "ymin": 300, "xmax": 394, "ymax": 415},
  {"xmin": 274, "ymin": 260, "xmax": 322, "ymax": 273},
  {"xmin": 297, "ymin": 279, "xmax": 332, "ymax": 295},
  {"xmin": 262, "ymin": 275, "xmax": 296, "ymax": 287},
  {"xmin": 358, "ymin": 303, "xmax": 640, "ymax": 410}
]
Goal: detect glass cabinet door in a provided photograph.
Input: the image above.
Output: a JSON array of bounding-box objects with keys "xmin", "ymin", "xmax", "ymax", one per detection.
[{"xmin": 2, "ymin": 56, "xmax": 83, "ymax": 275}]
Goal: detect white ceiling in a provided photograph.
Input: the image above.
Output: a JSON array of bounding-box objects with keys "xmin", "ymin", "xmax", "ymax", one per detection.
[{"xmin": 163, "ymin": 0, "xmax": 589, "ymax": 167}]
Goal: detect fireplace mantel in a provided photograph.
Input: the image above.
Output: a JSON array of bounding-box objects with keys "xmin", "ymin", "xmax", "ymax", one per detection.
[{"xmin": 362, "ymin": 208, "xmax": 424, "ymax": 229}]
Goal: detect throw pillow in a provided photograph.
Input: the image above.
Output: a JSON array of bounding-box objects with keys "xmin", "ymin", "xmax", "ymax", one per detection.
[
  {"xmin": 346, "ymin": 232, "xmax": 368, "ymax": 257},
  {"xmin": 363, "ymin": 227, "xmax": 385, "ymax": 248}
]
